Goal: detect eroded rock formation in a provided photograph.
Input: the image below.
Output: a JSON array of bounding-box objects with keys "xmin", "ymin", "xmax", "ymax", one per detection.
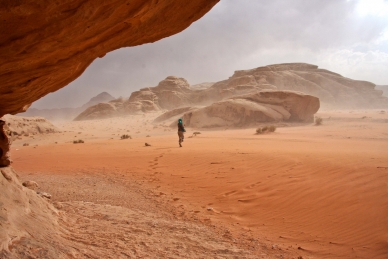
[
  {"xmin": 0, "ymin": 0, "xmax": 219, "ymax": 117},
  {"xmin": 199, "ymin": 63, "xmax": 388, "ymax": 109},
  {"xmin": 76, "ymin": 63, "xmax": 387, "ymax": 121},
  {"xmin": 0, "ymin": 121, "xmax": 11, "ymax": 167},
  {"xmin": 175, "ymin": 90, "xmax": 320, "ymax": 128},
  {"xmin": 1, "ymin": 114, "xmax": 60, "ymax": 138},
  {"xmin": 0, "ymin": 167, "xmax": 61, "ymax": 257}
]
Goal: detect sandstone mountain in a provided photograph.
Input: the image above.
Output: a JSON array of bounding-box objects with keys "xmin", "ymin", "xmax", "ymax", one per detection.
[
  {"xmin": 20, "ymin": 92, "xmax": 115, "ymax": 121},
  {"xmin": 75, "ymin": 63, "xmax": 387, "ymax": 122},
  {"xmin": 197, "ymin": 63, "xmax": 387, "ymax": 109}
]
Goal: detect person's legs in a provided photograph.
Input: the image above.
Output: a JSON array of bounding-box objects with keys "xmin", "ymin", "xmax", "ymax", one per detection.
[{"xmin": 178, "ymin": 131, "xmax": 184, "ymax": 147}]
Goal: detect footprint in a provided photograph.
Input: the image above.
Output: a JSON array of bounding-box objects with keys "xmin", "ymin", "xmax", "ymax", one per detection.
[{"xmin": 224, "ymin": 190, "xmax": 238, "ymax": 196}]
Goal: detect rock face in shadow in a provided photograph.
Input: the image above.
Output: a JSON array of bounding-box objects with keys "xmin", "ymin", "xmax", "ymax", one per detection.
[
  {"xmin": 181, "ymin": 91, "xmax": 320, "ymax": 128},
  {"xmin": 0, "ymin": 0, "xmax": 220, "ymax": 117}
]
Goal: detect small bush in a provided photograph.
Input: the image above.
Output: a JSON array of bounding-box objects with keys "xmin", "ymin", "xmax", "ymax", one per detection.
[
  {"xmin": 256, "ymin": 125, "xmax": 276, "ymax": 134},
  {"xmin": 23, "ymin": 143, "xmax": 29, "ymax": 146},
  {"xmin": 121, "ymin": 134, "xmax": 131, "ymax": 139},
  {"xmin": 315, "ymin": 117, "xmax": 323, "ymax": 126},
  {"xmin": 73, "ymin": 139, "xmax": 84, "ymax": 144}
]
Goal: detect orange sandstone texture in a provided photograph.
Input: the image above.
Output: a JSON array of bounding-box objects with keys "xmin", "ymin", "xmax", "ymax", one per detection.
[{"xmin": 0, "ymin": 0, "xmax": 219, "ymax": 116}]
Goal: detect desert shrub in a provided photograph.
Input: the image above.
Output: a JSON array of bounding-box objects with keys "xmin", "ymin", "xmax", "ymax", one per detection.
[
  {"xmin": 121, "ymin": 134, "xmax": 131, "ymax": 139},
  {"xmin": 315, "ymin": 117, "xmax": 323, "ymax": 126},
  {"xmin": 73, "ymin": 139, "xmax": 84, "ymax": 144},
  {"xmin": 23, "ymin": 143, "xmax": 29, "ymax": 146},
  {"xmin": 256, "ymin": 125, "xmax": 276, "ymax": 134}
]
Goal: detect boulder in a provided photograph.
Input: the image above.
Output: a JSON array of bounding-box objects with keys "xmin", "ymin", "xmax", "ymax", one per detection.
[{"xmin": 22, "ymin": 181, "xmax": 39, "ymax": 190}]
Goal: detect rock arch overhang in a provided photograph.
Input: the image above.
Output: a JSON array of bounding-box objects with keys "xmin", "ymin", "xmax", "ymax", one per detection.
[{"xmin": 0, "ymin": 0, "xmax": 219, "ymax": 117}]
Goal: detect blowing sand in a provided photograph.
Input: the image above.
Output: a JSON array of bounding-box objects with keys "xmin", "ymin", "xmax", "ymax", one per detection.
[{"xmin": 11, "ymin": 110, "xmax": 388, "ymax": 258}]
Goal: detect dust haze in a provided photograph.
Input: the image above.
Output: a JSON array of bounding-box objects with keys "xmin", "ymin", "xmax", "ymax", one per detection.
[
  {"xmin": 31, "ymin": 0, "xmax": 388, "ymax": 109},
  {"xmin": 3, "ymin": 1, "xmax": 388, "ymax": 259}
]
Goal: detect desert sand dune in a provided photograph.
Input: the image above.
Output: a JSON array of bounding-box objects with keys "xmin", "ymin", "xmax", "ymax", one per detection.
[{"xmin": 9, "ymin": 109, "xmax": 388, "ymax": 258}]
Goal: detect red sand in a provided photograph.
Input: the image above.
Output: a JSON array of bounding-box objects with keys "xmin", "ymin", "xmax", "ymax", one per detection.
[{"xmin": 12, "ymin": 110, "xmax": 388, "ymax": 258}]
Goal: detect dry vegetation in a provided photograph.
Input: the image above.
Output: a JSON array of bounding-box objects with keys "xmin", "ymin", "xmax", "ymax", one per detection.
[
  {"xmin": 120, "ymin": 134, "xmax": 131, "ymax": 140},
  {"xmin": 256, "ymin": 125, "xmax": 276, "ymax": 134}
]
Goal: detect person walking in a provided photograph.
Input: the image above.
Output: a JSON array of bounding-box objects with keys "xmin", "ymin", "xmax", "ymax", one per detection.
[{"xmin": 177, "ymin": 118, "xmax": 186, "ymax": 147}]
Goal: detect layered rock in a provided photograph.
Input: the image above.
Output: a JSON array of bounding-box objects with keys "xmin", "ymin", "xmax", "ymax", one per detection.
[
  {"xmin": 0, "ymin": 0, "xmax": 220, "ymax": 117},
  {"xmin": 181, "ymin": 91, "xmax": 320, "ymax": 128}
]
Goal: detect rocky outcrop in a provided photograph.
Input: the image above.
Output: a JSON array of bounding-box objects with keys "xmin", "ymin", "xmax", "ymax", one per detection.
[
  {"xmin": 75, "ymin": 63, "xmax": 387, "ymax": 121},
  {"xmin": 1, "ymin": 115, "xmax": 60, "ymax": 138},
  {"xmin": 202, "ymin": 63, "xmax": 387, "ymax": 109},
  {"xmin": 0, "ymin": 167, "xmax": 62, "ymax": 257},
  {"xmin": 0, "ymin": 121, "xmax": 11, "ymax": 167},
  {"xmin": 0, "ymin": 0, "xmax": 220, "ymax": 117},
  {"xmin": 181, "ymin": 91, "xmax": 320, "ymax": 128},
  {"xmin": 75, "ymin": 76, "xmax": 195, "ymax": 120}
]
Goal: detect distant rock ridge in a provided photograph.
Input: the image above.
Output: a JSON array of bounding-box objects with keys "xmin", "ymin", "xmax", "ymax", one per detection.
[
  {"xmin": 20, "ymin": 92, "xmax": 115, "ymax": 121},
  {"xmin": 81, "ymin": 92, "xmax": 115, "ymax": 109},
  {"xmin": 74, "ymin": 63, "xmax": 388, "ymax": 121}
]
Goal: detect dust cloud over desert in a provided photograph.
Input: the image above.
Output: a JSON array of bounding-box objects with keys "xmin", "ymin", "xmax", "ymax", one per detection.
[{"xmin": 2, "ymin": 0, "xmax": 388, "ymax": 259}]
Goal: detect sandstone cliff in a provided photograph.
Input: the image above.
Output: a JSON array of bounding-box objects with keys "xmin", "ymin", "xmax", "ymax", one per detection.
[{"xmin": 0, "ymin": 0, "xmax": 219, "ymax": 117}]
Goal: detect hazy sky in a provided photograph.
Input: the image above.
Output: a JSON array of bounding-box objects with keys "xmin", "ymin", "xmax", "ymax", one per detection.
[{"xmin": 32, "ymin": 0, "xmax": 388, "ymax": 109}]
